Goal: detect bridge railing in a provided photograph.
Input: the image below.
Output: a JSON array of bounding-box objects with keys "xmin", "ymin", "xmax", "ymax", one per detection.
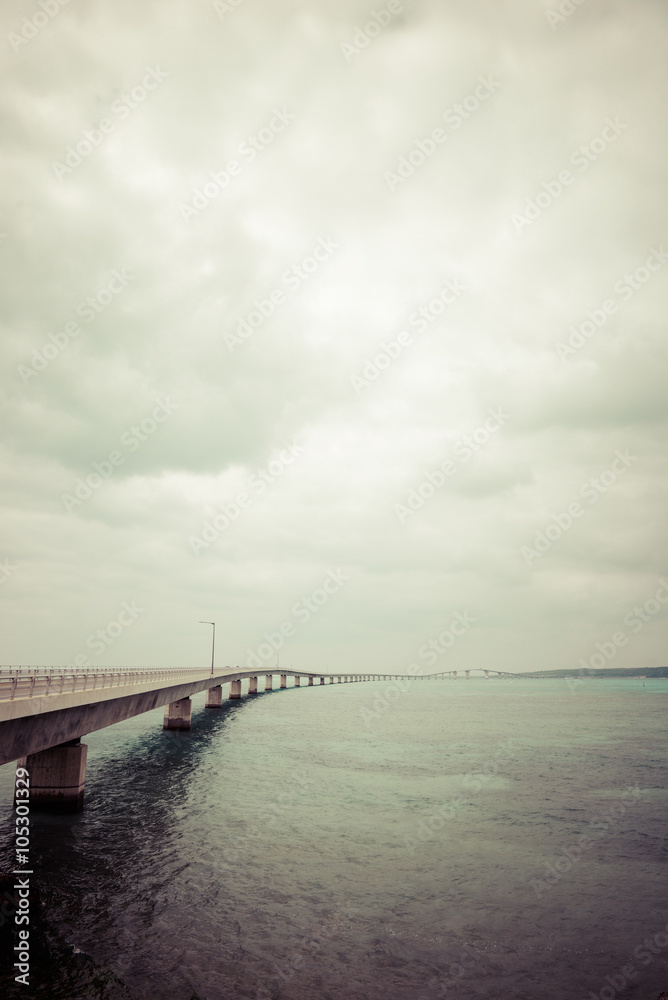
[{"xmin": 0, "ymin": 666, "xmax": 213, "ymax": 702}]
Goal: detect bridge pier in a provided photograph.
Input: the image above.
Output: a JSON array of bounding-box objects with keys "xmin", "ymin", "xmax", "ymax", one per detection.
[
  {"xmin": 484, "ymin": 670, "xmax": 489, "ymax": 679},
  {"xmin": 164, "ymin": 697, "xmax": 192, "ymax": 730},
  {"xmin": 295, "ymin": 676, "xmax": 301, "ymax": 687},
  {"xmin": 330, "ymin": 676, "xmax": 334, "ymax": 684},
  {"xmin": 249, "ymin": 677, "xmax": 258, "ymax": 695},
  {"xmin": 338, "ymin": 676, "xmax": 341, "ymax": 683},
  {"xmin": 308, "ymin": 676, "xmax": 314, "ymax": 686},
  {"xmin": 465, "ymin": 670, "xmax": 470, "ymax": 680},
  {"xmin": 265, "ymin": 675, "xmax": 273, "ymax": 691},
  {"xmin": 24, "ymin": 740, "xmax": 88, "ymax": 812},
  {"xmin": 320, "ymin": 677, "xmax": 325, "ymax": 685},
  {"xmin": 205, "ymin": 685, "xmax": 223, "ymax": 708},
  {"xmin": 230, "ymin": 679, "xmax": 242, "ymax": 700},
  {"xmin": 280, "ymin": 675, "xmax": 286, "ymax": 689}
]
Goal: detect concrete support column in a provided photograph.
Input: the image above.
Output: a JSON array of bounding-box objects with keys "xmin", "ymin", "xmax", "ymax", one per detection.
[
  {"xmin": 330, "ymin": 676, "xmax": 334, "ymax": 684},
  {"xmin": 26, "ymin": 740, "xmax": 87, "ymax": 812},
  {"xmin": 229, "ymin": 679, "xmax": 242, "ymax": 699},
  {"xmin": 320, "ymin": 677, "xmax": 325, "ymax": 685},
  {"xmin": 164, "ymin": 697, "xmax": 192, "ymax": 730},
  {"xmin": 249, "ymin": 676, "xmax": 258, "ymax": 695},
  {"xmin": 280, "ymin": 674, "xmax": 287, "ymax": 689},
  {"xmin": 465, "ymin": 670, "xmax": 470, "ymax": 680},
  {"xmin": 308, "ymin": 676, "xmax": 314, "ymax": 686},
  {"xmin": 484, "ymin": 670, "xmax": 489, "ymax": 679},
  {"xmin": 265, "ymin": 675, "xmax": 273, "ymax": 691},
  {"xmin": 338, "ymin": 676, "xmax": 341, "ymax": 683},
  {"xmin": 295, "ymin": 676, "xmax": 301, "ymax": 687},
  {"xmin": 205, "ymin": 685, "xmax": 223, "ymax": 708}
]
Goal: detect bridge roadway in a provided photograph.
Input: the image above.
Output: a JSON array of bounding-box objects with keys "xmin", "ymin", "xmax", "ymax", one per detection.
[{"xmin": 0, "ymin": 665, "xmax": 515, "ymax": 809}]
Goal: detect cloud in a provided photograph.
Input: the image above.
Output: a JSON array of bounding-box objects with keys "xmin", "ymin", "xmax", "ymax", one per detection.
[{"xmin": 1, "ymin": 0, "xmax": 667, "ymax": 675}]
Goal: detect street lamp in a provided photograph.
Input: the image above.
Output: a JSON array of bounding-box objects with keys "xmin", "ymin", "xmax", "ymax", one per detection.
[{"xmin": 199, "ymin": 621, "xmax": 215, "ymax": 676}]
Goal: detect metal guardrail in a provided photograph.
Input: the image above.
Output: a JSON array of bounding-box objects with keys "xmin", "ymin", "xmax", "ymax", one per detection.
[{"xmin": 0, "ymin": 666, "xmax": 213, "ymax": 703}]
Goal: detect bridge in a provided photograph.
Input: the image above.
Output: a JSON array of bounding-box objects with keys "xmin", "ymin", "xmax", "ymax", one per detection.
[{"xmin": 0, "ymin": 665, "xmax": 516, "ymax": 811}]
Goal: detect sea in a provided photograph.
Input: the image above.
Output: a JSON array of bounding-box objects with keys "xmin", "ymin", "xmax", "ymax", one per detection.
[{"xmin": 0, "ymin": 676, "xmax": 666, "ymax": 1000}]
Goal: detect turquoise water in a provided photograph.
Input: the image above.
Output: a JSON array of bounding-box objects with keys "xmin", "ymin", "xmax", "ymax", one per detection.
[{"xmin": 1, "ymin": 677, "xmax": 667, "ymax": 999}]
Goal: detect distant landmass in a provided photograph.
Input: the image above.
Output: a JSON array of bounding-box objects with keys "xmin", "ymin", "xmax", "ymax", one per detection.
[{"xmin": 519, "ymin": 666, "xmax": 668, "ymax": 678}]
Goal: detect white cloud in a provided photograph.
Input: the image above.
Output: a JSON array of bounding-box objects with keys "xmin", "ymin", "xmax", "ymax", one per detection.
[{"xmin": 1, "ymin": 0, "xmax": 667, "ymax": 676}]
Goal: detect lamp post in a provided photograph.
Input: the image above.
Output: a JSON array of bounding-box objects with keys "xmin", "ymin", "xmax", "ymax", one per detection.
[{"xmin": 199, "ymin": 621, "xmax": 215, "ymax": 676}]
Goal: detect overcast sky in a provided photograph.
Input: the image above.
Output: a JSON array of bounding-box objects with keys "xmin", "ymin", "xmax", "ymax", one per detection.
[{"xmin": 1, "ymin": 0, "xmax": 667, "ymax": 677}]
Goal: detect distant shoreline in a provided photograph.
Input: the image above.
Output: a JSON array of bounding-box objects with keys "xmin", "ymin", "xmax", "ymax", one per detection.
[{"xmin": 517, "ymin": 666, "xmax": 668, "ymax": 678}]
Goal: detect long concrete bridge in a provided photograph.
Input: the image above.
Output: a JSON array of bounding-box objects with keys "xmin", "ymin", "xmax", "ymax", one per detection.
[{"xmin": 0, "ymin": 664, "xmax": 515, "ymax": 811}]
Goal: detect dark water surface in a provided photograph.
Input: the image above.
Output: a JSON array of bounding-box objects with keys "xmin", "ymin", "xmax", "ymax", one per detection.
[{"xmin": 1, "ymin": 677, "xmax": 667, "ymax": 999}]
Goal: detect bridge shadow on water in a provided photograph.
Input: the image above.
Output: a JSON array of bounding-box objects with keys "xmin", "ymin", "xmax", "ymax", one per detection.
[{"xmin": 1, "ymin": 692, "xmax": 285, "ymax": 999}]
